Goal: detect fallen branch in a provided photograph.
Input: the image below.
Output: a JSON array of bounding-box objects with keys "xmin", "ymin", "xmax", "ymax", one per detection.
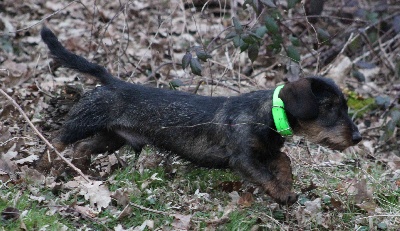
[{"xmin": 0, "ymin": 88, "xmax": 90, "ymax": 183}]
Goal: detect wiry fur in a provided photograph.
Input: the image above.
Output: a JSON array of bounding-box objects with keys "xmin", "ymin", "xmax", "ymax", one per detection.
[{"xmin": 40, "ymin": 27, "xmax": 361, "ymax": 205}]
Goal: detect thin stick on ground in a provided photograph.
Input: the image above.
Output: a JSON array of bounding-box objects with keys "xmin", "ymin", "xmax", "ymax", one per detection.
[
  {"xmin": 129, "ymin": 202, "xmax": 169, "ymax": 216},
  {"xmin": 0, "ymin": 88, "xmax": 90, "ymax": 183}
]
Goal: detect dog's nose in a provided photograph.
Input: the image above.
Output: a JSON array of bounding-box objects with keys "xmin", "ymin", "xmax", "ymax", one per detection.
[{"xmin": 352, "ymin": 132, "xmax": 362, "ymax": 144}]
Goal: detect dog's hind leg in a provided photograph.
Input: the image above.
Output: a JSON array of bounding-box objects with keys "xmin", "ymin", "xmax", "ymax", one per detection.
[{"xmin": 71, "ymin": 132, "xmax": 126, "ymax": 172}]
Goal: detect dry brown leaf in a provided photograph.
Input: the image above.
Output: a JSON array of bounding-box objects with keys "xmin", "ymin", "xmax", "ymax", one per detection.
[
  {"xmin": 356, "ymin": 201, "xmax": 378, "ymax": 214},
  {"xmin": 330, "ymin": 197, "xmax": 343, "ymax": 211},
  {"xmin": 117, "ymin": 205, "xmax": 133, "ymax": 221},
  {"xmin": 354, "ymin": 179, "xmax": 373, "ymax": 203},
  {"xmin": 73, "ymin": 204, "xmax": 97, "ymax": 218},
  {"xmin": 171, "ymin": 213, "xmax": 192, "ymax": 230},
  {"xmin": 111, "ymin": 188, "xmax": 132, "ymax": 207},
  {"xmin": 238, "ymin": 192, "xmax": 254, "ymax": 208},
  {"xmin": 20, "ymin": 219, "xmax": 27, "ymax": 231},
  {"xmin": 218, "ymin": 181, "xmax": 242, "ymax": 192}
]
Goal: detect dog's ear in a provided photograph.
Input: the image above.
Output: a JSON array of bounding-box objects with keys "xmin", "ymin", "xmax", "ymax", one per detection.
[{"xmin": 279, "ymin": 78, "xmax": 319, "ymax": 120}]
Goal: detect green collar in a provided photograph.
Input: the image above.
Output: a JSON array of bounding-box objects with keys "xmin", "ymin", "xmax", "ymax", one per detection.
[{"xmin": 272, "ymin": 85, "xmax": 293, "ymax": 136}]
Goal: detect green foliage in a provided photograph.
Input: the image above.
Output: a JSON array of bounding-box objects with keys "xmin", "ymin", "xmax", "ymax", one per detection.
[
  {"xmin": 183, "ymin": 0, "xmax": 307, "ymax": 73},
  {"xmin": 289, "ymin": 35, "xmax": 300, "ymax": 46},
  {"xmin": 286, "ymin": 45, "xmax": 300, "ymax": 63},
  {"xmin": 225, "ymin": 18, "xmax": 267, "ymax": 63},
  {"xmin": 181, "ymin": 47, "xmax": 212, "ymax": 76},
  {"xmin": 287, "ymin": 0, "xmax": 300, "ymax": 9},
  {"xmin": 317, "ymin": 28, "xmax": 331, "ymax": 43},
  {"xmin": 232, "ymin": 17, "xmax": 243, "ymax": 33},
  {"xmin": 182, "ymin": 52, "xmax": 191, "ymax": 69},
  {"xmin": 248, "ymin": 43, "xmax": 260, "ymax": 62},
  {"xmin": 264, "ymin": 16, "xmax": 279, "ymax": 34},
  {"xmin": 169, "ymin": 79, "xmax": 184, "ymax": 90},
  {"xmin": 346, "ymin": 90, "xmax": 376, "ymax": 117},
  {"xmin": 223, "ymin": 5, "xmax": 305, "ymax": 64},
  {"xmin": 0, "ymin": 189, "xmax": 71, "ymax": 230},
  {"xmin": 260, "ymin": 0, "xmax": 276, "ymax": 8},
  {"xmin": 189, "ymin": 57, "xmax": 202, "ymax": 76},
  {"xmin": 225, "ymin": 211, "xmax": 258, "ymax": 230},
  {"xmin": 380, "ymin": 108, "xmax": 400, "ymax": 143}
]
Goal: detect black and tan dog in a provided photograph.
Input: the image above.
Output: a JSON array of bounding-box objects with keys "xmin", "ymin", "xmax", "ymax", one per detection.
[{"xmin": 40, "ymin": 27, "xmax": 361, "ymax": 205}]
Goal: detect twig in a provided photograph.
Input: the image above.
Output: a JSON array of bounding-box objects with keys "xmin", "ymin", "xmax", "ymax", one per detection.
[
  {"xmin": 1, "ymin": 0, "xmax": 78, "ymax": 34},
  {"xmin": 147, "ymin": 62, "xmax": 181, "ymax": 81},
  {"xmin": 354, "ymin": 33, "xmax": 400, "ymax": 63},
  {"xmin": 353, "ymin": 214, "xmax": 400, "ymax": 222},
  {"xmin": 193, "ymin": 80, "xmax": 204, "ymax": 94},
  {"xmin": 0, "ymin": 89, "xmax": 90, "ymax": 183},
  {"xmin": 301, "ymin": 0, "xmax": 320, "ymax": 74},
  {"xmin": 320, "ymin": 32, "xmax": 355, "ymax": 76},
  {"xmin": 377, "ymin": 33, "xmax": 396, "ymax": 72},
  {"xmin": 129, "ymin": 202, "xmax": 169, "ymax": 216},
  {"xmin": 128, "ymin": 3, "xmax": 179, "ymax": 80},
  {"xmin": 206, "ymin": 26, "xmax": 233, "ymax": 52}
]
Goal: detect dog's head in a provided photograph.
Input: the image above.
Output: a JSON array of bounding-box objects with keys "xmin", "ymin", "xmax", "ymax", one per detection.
[{"xmin": 279, "ymin": 77, "xmax": 362, "ymax": 151}]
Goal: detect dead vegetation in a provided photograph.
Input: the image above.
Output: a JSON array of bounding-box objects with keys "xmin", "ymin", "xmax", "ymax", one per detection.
[{"xmin": 0, "ymin": 0, "xmax": 399, "ymax": 230}]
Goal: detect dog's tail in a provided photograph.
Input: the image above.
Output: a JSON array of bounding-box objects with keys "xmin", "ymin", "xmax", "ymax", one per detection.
[{"xmin": 41, "ymin": 27, "xmax": 117, "ymax": 85}]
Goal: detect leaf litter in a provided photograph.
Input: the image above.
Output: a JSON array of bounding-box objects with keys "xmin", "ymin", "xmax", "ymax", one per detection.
[{"xmin": 0, "ymin": 0, "xmax": 399, "ymax": 230}]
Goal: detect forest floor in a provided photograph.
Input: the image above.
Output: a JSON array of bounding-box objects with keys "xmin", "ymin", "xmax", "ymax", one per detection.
[{"xmin": 0, "ymin": 0, "xmax": 399, "ymax": 230}]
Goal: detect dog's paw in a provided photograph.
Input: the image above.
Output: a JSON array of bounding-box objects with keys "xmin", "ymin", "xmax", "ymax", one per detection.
[
  {"xmin": 263, "ymin": 180, "xmax": 297, "ymax": 205},
  {"xmin": 275, "ymin": 192, "xmax": 298, "ymax": 205}
]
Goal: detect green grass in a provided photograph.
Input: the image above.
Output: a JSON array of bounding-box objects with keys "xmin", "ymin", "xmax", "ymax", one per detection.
[
  {"xmin": 0, "ymin": 188, "xmax": 71, "ymax": 230},
  {"xmin": 1, "ymin": 148, "xmax": 399, "ymax": 230}
]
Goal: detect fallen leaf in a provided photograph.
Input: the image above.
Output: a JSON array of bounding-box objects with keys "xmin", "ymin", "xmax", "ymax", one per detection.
[
  {"xmin": 354, "ymin": 179, "xmax": 373, "ymax": 203},
  {"xmin": 79, "ymin": 180, "xmax": 111, "ymax": 212},
  {"xmin": 171, "ymin": 214, "xmax": 192, "ymax": 230},
  {"xmin": 112, "ymin": 188, "xmax": 133, "ymax": 207},
  {"xmin": 356, "ymin": 201, "xmax": 378, "ymax": 214},
  {"xmin": 330, "ymin": 197, "xmax": 343, "ymax": 211},
  {"xmin": 29, "ymin": 195, "xmax": 46, "ymax": 203},
  {"xmin": 73, "ymin": 205, "xmax": 97, "ymax": 218},
  {"xmin": 117, "ymin": 205, "xmax": 133, "ymax": 220},
  {"xmin": 218, "ymin": 181, "xmax": 242, "ymax": 192},
  {"xmin": 228, "ymin": 191, "xmax": 240, "ymax": 205},
  {"xmin": 304, "ymin": 198, "xmax": 321, "ymax": 215},
  {"xmin": 301, "ymin": 180, "xmax": 318, "ymax": 193},
  {"xmin": 15, "ymin": 154, "xmax": 39, "ymax": 164},
  {"xmin": 238, "ymin": 192, "xmax": 254, "ymax": 208},
  {"xmin": 19, "ymin": 165, "xmax": 45, "ymax": 185},
  {"xmin": 65, "ymin": 176, "xmax": 112, "ymax": 212}
]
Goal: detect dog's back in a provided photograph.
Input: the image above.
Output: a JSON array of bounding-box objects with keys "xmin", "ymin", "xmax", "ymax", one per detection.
[{"xmin": 41, "ymin": 27, "xmax": 236, "ymax": 166}]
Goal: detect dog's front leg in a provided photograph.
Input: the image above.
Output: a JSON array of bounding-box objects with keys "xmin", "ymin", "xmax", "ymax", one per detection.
[
  {"xmin": 229, "ymin": 152, "xmax": 297, "ymax": 205},
  {"xmin": 264, "ymin": 152, "xmax": 297, "ymax": 205}
]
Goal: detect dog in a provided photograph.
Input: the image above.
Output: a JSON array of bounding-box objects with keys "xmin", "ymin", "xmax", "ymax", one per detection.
[{"xmin": 40, "ymin": 27, "xmax": 362, "ymax": 205}]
